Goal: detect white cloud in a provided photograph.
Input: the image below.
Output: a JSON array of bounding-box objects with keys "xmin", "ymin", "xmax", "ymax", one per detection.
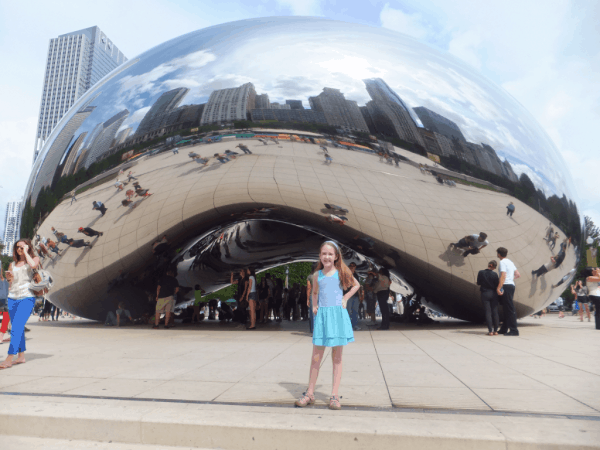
[
  {"xmin": 380, "ymin": 3, "xmax": 429, "ymax": 40},
  {"xmin": 275, "ymin": 0, "xmax": 322, "ymax": 15}
]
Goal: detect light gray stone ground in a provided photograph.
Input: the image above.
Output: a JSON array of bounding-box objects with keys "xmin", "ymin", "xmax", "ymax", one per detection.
[{"xmin": 1, "ymin": 314, "xmax": 598, "ymax": 416}]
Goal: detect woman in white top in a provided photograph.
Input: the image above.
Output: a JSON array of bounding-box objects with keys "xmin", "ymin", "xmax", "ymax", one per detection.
[
  {"xmin": 1, "ymin": 239, "xmax": 40, "ymax": 369},
  {"xmin": 585, "ymin": 268, "xmax": 600, "ymax": 330},
  {"xmin": 245, "ymin": 268, "xmax": 257, "ymax": 330}
]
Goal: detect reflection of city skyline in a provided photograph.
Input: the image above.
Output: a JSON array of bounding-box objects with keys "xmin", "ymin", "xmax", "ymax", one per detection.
[
  {"xmin": 28, "ymin": 17, "xmax": 574, "ymax": 205},
  {"xmin": 110, "ymin": 77, "xmax": 519, "ymax": 182},
  {"xmin": 31, "ymin": 73, "xmax": 525, "ymax": 206}
]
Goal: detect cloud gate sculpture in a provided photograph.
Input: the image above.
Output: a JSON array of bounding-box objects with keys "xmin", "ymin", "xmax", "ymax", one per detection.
[{"xmin": 23, "ymin": 17, "xmax": 581, "ymax": 322}]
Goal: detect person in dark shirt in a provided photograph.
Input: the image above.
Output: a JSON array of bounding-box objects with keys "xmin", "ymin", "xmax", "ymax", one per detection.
[
  {"xmin": 78, "ymin": 227, "xmax": 103, "ymax": 237},
  {"xmin": 230, "ymin": 270, "xmax": 248, "ymax": 324},
  {"xmin": 477, "ymin": 260, "xmax": 500, "ymax": 335},
  {"xmin": 65, "ymin": 238, "xmax": 92, "ymax": 248},
  {"xmin": 153, "ymin": 269, "xmax": 179, "ymax": 329}
]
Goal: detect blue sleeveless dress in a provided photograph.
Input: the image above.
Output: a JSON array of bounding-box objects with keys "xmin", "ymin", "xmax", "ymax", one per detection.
[{"xmin": 312, "ymin": 270, "xmax": 354, "ymax": 347}]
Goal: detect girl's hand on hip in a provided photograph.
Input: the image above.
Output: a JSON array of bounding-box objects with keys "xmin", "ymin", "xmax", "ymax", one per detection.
[{"xmin": 313, "ymin": 306, "xmax": 318, "ymax": 315}]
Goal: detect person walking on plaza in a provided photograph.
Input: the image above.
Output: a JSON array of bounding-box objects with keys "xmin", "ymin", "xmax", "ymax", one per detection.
[
  {"xmin": 70, "ymin": 191, "xmax": 77, "ymax": 205},
  {"xmin": 346, "ymin": 262, "xmax": 361, "ymax": 331},
  {"xmin": 584, "ymin": 268, "xmax": 600, "ymax": 330},
  {"xmin": 506, "ymin": 202, "xmax": 515, "ymax": 217},
  {"xmin": 295, "ymin": 241, "xmax": 359, "ymax": 410},
  {"xmin": 0, "ymin": 240, "xmax": 40, "ymax": 369},
  {"xmin": 374, "ymin": 267, "xmax": 392, "ymax": 330},
  {"xmin": 92, "ymin": 201, "xmax": 107, "ymax": 216},
  {"xmin": 126, "ymin": 171, "xmax": 137, "ymax": 182},
  {"xmin": 477, "ymin": 260, "xmax": 500, "ymax": 335},
  {"xmin": 571, "ymin": 280, "xmax": 591, "ymax": 322},
  {"xmin": 78, "ymin": 227, "xmax": 103, "ymax": 238},
  {"xmin": 496, "ymin": 247, "xmax": 520, "ymax": 336},
  {"xmin": 236, "ymin": 143, "xmax": 252, "ymax": 154},
  {"xmin": 153, "ymin": 269, "xmax": 179, "ymax": 329}
]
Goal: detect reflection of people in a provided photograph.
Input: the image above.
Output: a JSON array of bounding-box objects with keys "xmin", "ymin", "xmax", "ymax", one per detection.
[
  {"xmin": 506, "ymin": 202, "xmax": 515, "ymax": 217},
  {"xmin": 1, "ymin": 240, "xmax": 40, "ymax": 369},
  {"xmin": 236, "ymin": 143, "xmax": 252, "ymax": 154},
  {"xmin": 78, "ymin": 227, "xmax": 103, "ymax": 237},
  {"xmin": 477, "ymin": 260, "xmax": 500, "ymax": 335},
  {"xmin": 532, "ymin": 257, "xmax": 558, "ymax": 278},
  {"xmin": 496, "ymin": 247, "xmax": 520, "ymax": 336},
  {"xmin": 92, "ymin": 201, "xmax": 107, "ymax": 216},
  {"xmin": 65, "ymin": 239, "xmax": 92, "ymax": 248},
  {"xmin": 451, "ymin": 233, "xmax": 488, "ymax": 257},
  {"xmin": 295, "ymin": 241, "xmax": 359, "ymax": 410}
]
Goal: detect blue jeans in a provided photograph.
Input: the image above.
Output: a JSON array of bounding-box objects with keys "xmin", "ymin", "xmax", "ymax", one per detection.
[
  {"xmin": 347, "ymin": 295, "xmax": 359, "ymax": 328},
  {"xmin": 7, "ymin": 297, "xmax": 35, "ymax": 355}
]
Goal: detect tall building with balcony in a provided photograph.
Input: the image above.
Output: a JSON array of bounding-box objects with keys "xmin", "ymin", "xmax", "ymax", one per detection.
[
  {"xmin": 33, "ymin": 26, "xmax": 127, "ymax": 163},
  {"xmin": 200, "ymin": 83, "xmax": 256, "ymax": 125},
  {"xmin": 308, "ymin": 88, "xmax": 369, "ymax": 133},
  {"xmin": 362, "ymin": 78, "xmax": 425, "ymax": 147},
  {"xmin": 2, "ymin": 201, "xmax": 22, "ymax": 256},
  {"xmin": 413, "ymin": 106, "xmax": 466, "ymax": 142}
]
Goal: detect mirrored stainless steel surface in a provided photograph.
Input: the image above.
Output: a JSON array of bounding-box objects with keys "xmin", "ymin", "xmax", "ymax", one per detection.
[{"xmin": 23, "ymin": 17, "xmax": 581, "ymax": 322}]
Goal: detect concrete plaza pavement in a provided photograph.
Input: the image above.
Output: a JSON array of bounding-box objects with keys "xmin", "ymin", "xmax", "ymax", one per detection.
[{"xmin": 0, "ymin": 315, "xmax": 599, "ymax": 448}]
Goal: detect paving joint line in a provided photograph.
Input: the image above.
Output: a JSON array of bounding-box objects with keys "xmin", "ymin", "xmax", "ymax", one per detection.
[
  {"xmin": 2, "ymin": 391, "xmax": 599, "ymax": 421},
  {"xmin": 431, "ymin": 330, "xmax": 600, "ymax": 414},
  {"xmin": 401, "ymin": 329, "xmax": 495, "ymax": 411}
]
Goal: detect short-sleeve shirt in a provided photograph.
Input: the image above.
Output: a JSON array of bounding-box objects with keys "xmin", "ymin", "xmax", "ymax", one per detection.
[
  {"xmin": 498, "ymin": 259, "xmax": 517, "ymax": 286},
  {"xmin": 236, "ymin": 276, "xmax": 246, "ymax": 300},
  {"xmin": 470, "ymin": 234, "xmax": 489, "ymax": 248},
  {"xmin": 116, "ymin": 309, "xmax": 132, "ymax": 319},
  {"xmin": 343, "ymin": 272, "xmax": 360, "ymax": 295},
  {"xmin": 195, "ymin": 289, "xmax": 208, "ymax": 303},
  {"xmin": 158, "ymin": 275, "xmax": 179, "ymax": 298}
]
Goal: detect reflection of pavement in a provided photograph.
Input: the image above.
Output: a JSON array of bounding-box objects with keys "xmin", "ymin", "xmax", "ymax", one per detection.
[
  {"xmin": 2, "ymin": 315, "xmax": 599, "ymax": 416},
  {"xmin": 38, "ymin": 139, "xmax": 576, "ymax": 318}
]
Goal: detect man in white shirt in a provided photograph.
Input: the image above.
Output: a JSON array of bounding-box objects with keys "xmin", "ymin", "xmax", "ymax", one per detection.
[
  {"xmin": 451, "ymin": 232, "xmax": 488, "ymax": 257},
  {"xmin": 496, "ymin": 247, "xmax": 519, "ymax": 336}
]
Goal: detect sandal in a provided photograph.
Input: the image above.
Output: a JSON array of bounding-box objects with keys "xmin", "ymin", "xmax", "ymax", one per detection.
[
  {"xmin": 295, "ymin": 391, "xmax": 315, "ymax": 407},
  {"xmin": 328, "ymin": 395, "xmax": 341, "ymax": 410}
]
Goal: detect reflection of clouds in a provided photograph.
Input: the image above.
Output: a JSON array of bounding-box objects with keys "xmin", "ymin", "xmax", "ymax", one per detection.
[
  {"xmin": 511, "ymin": 162, "xmax": 552, "ymax": 197},
  {"xmin": 41, "ymin": 18, "xmax": 575, "ymax": 200},
  {"xmin": 117, "ymin": 50, "xmax": 216, "ymax": 103}
]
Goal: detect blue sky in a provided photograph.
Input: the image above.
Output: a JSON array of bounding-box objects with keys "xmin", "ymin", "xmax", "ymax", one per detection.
[{"xmin": 1, "ymin": 0, "xmax": 599, "ymax": 235}]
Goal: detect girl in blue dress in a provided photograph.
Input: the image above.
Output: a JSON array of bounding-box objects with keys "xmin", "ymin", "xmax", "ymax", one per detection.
[{"xmin": 295, "ymin": 241, "xmax": 359, "ymax": 410}]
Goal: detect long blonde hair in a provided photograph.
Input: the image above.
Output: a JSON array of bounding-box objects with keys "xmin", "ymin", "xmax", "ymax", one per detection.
[{"xmin": 314, "ymin": 241, "xmax": 354, "ymax": 290}]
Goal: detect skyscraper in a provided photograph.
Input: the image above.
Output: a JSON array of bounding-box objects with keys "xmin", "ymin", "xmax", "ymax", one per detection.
[
  {"xmin": 34, "ymin": 26, "xmax": 127, "ymax": 163},
  {"xmin": 413, "ymin": 106, "xmax": 466, "ymax": 142},
  {"xmin": 2, "ymin": 201, "xmax": 22, "ymax": 256},
  {"xmin": 285, "ymin": 100, "xmax": 304, "ymax": 110},
  {"xmin": 200, "ymin": 83, "xmax": 256, "ymax": 124},
  {"xmin": 308, "ymin": 88, "xmax": 369, "ymax": 133},
  {"xmin": 83, "ymin": 109, "xmax": 129, "ymax": 168},
  {"xmin": 135, "ymin": 88, "xmax": 189, "ymax": 136},
  {"xmin": 31, "ymin": 104, "xmax": 96, "ymax": 204},
  {"xmin": 363, "ymin": 78, "xmax": 425, "ymax": 146},
  {"xmin": 255, "ymin": 94, "xmax": 270, "ymax": 109}
]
